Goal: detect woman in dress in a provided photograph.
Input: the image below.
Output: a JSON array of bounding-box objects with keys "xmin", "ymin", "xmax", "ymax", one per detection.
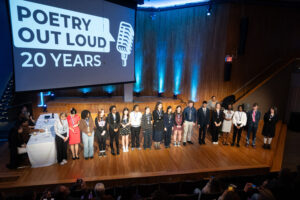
[
  {"xmin": 221, "ymin": 104, "xmax": 234, "ymax": 145},
  {"xmin": 211, "ymin": 103, "xmax": 224, "ymax": 144},
  {"xmin": 153, "ymin": 102, "xmax": 164, "ymax": 150},
  {"xmin": 262, "ymin": 106, "xmax": 278, "ymax": 149},
  {"xmin": 163, "ymin": 106, "xmax": 174, "ymax": 148},
  {"xmin": 141, "ymin": 107, "xmax": 153, "ymax": 149},
  {"xmin": 67, "ymin": 108, "xmax": 81, "ymax": 160},
  {"xmin": 173, "ymin": 106, "xmax": 183, "ymax": 147},
  {"xmin": 54, "ymin": 112, "xmax": 69, "ymax": 165},
  {"xmin": 95, "ymin": 109, "xmax": 107, "ymax": 157},
  {"xmin": 79, "ymin": 110, "xmax": 95, "ymax": 160},
  {"xmin": 120, "ymin": 108, "xmax": 131, "ymax": 152}
]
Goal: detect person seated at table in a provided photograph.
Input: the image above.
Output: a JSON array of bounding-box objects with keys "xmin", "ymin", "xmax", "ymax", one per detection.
[
  {"xmin": 54, "ymin": 112, "xmax": 69, "ymax": 165},
  {"xmin": 20, "ymin": 105, "xmax": 36, "ymax": 127},
  {"xmin": 6, "ymin": 120, "xmax": 28, "ymax": 169},
  {"xmin": 79, "ymin": 110, "xmax": 95, "ymax": 159},
  {"xmin": 67, "ymin": 108, "xmax": 81, "ymax": 160}
]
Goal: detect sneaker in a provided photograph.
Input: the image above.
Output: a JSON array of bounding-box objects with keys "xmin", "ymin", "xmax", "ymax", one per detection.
[
  {"xmin": 62, "ymin": 159, "xmax": 67, "ymax": 164},
  {"xmin": 60, "ymin": 162, "xmax": 65, "ymax": 165},
  {"xmin": 126, "ymin": 147, "xmax": 129, "ymax": 152},
  {"xmin": 263, "ymin": 144, "xmax": 266, "ymax": 149},
  {"xmin": 138, "ymin": 147, "xmax": 142, "ymax": 150},
  {"xmin": 267, "ymin": 144, "xmax": 271, "ymax": 149},
  {"xmin": 187, "ymin": 141, "xmax": 193, "ymax": 144},
  {"xmin": 103, "ymin": 152, "xmax": 107, "ymax": 157},
  {"xmin": 252, "ymin": 144, "xmax": 256, "ymax": 149},
  {"xmin": 131, "ymin": 147, "xmax": 135, "ymax": 151},
  {"xmin": 98, "ymin": 152, "xmax": 102, "ymax": 157}
]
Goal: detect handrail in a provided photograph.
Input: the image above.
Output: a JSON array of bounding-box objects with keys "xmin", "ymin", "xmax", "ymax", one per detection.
[
  {"xmin": 233, "ymin": 58, "xmax": 283, "ymax": 95},
  {"xmin": 235, "ymin": 58, "xmax": 296, "ymax": 103}
]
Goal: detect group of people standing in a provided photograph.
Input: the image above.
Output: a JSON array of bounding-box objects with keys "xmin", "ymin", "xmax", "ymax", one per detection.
[{"xmin": 52, "ymin": 98, "xmax": 279, "ymax": 165}]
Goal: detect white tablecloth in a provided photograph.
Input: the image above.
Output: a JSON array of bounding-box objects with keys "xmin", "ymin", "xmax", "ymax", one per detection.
[{"xmin": 26, "ymin": 113, "xmax": 58, "ymax": 168}]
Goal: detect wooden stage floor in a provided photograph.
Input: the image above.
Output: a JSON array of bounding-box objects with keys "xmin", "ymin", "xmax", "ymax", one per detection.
[{"xmin": 0, "ymin": 120, "xmax": 286, "ymax": 190}]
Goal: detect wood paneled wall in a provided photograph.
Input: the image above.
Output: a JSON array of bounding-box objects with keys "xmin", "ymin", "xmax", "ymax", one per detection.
[{"xmin": 44, "ymin": 3, "xmax": 300, "ymax": 105}]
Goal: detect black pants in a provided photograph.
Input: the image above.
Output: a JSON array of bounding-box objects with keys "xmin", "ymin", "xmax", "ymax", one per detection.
[
  {"xmin": 96, "ymin": 132, "xmax": 106, "ymax": 152},
  {"xmin": 56, "ymin": 133, "xmax": 68, "ymax": 163},
  {"xmin": 212, "ymin": 126, "xmax": 220, "ymax": 142},
  {"xmin": 131, "ymin": 126, "xmax": 141, "ymax": 148},
  {"xmin": 164, "ymin": 127, "xmax": 172, "ymax": 147},
  {"xmin": 199, "ymin": 125, "xmax": 207, "ymax": 142},
  {"xmin": 232, "ymin": 126, "xmax": 243, "ymax": 144},
  {"xmin": 143, "ymin": 129, "xmax": 152, "ymax": 148},
  {"xmin": 109, "ymin": 129, "xmax": 119, "ymax": 153}
]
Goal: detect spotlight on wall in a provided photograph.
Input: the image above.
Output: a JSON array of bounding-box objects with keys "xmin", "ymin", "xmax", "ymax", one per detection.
[
  {"xmin": 158, "ymin": 92, "xmax": 163, "ymax": 98},
  {"xmin": 43, "ymin": 104, "xmax": 48, "ymax": 113},
  {"xmin": 173, "ymin": 94, "xmax": 178, "ymax": 99},
  {"xmin": 206, "ymin": 4, "xmax": 212, "ymax": 16},
  {"xmin": 50, "ymin": 92, "xmax": 55, "ymax": 100}
]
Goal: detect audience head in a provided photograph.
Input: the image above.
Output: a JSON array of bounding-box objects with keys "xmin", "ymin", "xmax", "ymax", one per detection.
[
  {"xmin": 81, "ymin": 110, "xmax": 91, "ymax": 120},
  {"xmin": 109, "ymin": 105, "xmax": 117, "ymax": 113},
  {"xmin": 188, "ymin": 100, "xmax": 194, "ymax": 108},
  {"xmin": 152, "ymin": 189, "xmax": 169, "ymax": 200},
  {"xmin": 209, "ymin": 177, "xmax": 223, "ymax": 194},
  {"xmin": 176, "ymin": 105, "xmax": 182, "ymax": 114},
  {"xmin": 202, "ymin": 101, "xmax": 207, "ymax": 107},
  {"xmin": 254, "ymin": 188, "xmax": 275, "ymax": 200},
  {"xmin": 70, "ymin": 108, "xmax": 77, "ymax": 115},
  {"xmin": 21, "ymin": 105, "xmax": 29, "ymax": 114},
  {"xmin": 22, "ymin": 190, "xmax": 36, "ymax": 200},
  {"xmin": 133, "ymin": 104, "xmax": 139, "ymax": 112},
  {"xmin": 238, "ymin": 105, "xmax": 244, "ymax": 112},
  {"xmin": 253, "ymin": 103, "xmax": 259, "ymax": 110},
  {"xmin": 54, "ymin": 185, "xmax": 70, "ymax": 200},
  {"xmin": 222, "ymin": 190, "xmax": 240, "ymax": 200},
  {"xmin": 94, "ymin": 182, "xmax": 105, "ymax": 198},
  {"xmin": 155, "ymin": 101, "xmax": 163, "ymax": 111},
  {"xmin": 145, "ymin": 106, "xmax": 151, "ymax": 114},
  {"xmin": 278, "ymin": 168, "xmax": 293, "ymax": 186}
]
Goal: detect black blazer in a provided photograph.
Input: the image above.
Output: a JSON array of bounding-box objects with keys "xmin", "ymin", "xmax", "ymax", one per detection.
[
  {"xmin": 153, "ymin": 110, "xmax": 164, "ymax": 131},
  {"xmin": 262, "ymin": 112, "xmax": 278, "ymax": 137},
  {"xmin": 197, "ymin": 107, "xmax": 210, "ymax": 126},
  {"xmin": 212, "ymin": 110, "xmax": 224, "ymax": 126},
  {"xmin": 163, "ymin": 113, "xmax": 175, "ymax": 129},
  {"xmin": 107, "ymin": 112, "xmax": 120, "ymax": 131},
  {"xmin": 95, "ymin": 117, "xmax": 107, "ymax": 136}
]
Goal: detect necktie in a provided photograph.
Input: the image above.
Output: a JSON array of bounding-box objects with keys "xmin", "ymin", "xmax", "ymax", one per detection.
[{"xmin": 252, "ymin": 111, "xmax": 256, "ymax": 122}]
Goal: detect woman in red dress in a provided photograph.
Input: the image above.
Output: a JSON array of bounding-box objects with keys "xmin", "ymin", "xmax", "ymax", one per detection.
[
  {"xmin": 67, "ymin": 108, "xmax": 81, "ymax": 160},
  {"xmin": 173, "ymin": 105, "xmax": 183, "ymax": 147}
]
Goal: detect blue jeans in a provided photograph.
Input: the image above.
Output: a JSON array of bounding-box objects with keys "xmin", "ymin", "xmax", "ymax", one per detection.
[
  {"xmin": 82, "ymin": 132, "xmax": 94, "ymax": 158},
  {"xmin": 246, "ymin": 125, "xmax": 258, "ymax": 145}
]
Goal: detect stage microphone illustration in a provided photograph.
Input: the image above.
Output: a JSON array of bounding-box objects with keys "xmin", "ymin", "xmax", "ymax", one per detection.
[{"xmin": 116, "ymin": 21, "xmax": 134, "ymax": 67}]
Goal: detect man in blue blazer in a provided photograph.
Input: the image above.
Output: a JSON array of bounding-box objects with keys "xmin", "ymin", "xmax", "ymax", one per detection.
[
  {"xmin": 246, "ymin": 103, "xmax": 261, "ymax": 148},
  {"xmin": 197, "ymin": 101, "xmax": 210, "ymax": 145}
]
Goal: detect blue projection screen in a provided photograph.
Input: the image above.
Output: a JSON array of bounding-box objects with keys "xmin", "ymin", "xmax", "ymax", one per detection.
[{"xmin": 8, "ymin": 0, "xmax": 135, "ymax": 92}]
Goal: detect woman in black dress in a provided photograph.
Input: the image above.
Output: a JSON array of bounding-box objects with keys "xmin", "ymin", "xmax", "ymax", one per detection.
[
  {"xmin": 120, "ymin": 108, "xmax": 131, "ymax": 153},
  {"xmin": 153, "ymin": 102, "xmax": 164, "ymax": 150},
  {"xmin": 262, "ymin": 106, "xmax": 278, "ymax": 149},
  {"xmin": 211, "ymin": 103, "xmax": 224, "ymax": 144}
]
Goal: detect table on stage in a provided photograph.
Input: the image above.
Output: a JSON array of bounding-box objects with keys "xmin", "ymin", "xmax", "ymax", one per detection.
[{"xmin": 26, "ymin": 113, "xmax": 58, "ymax": 168}]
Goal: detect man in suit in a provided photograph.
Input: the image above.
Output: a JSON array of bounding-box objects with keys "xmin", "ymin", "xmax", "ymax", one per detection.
[
  {"xmin": 197, "ymin": 101, "xmax": 210, "ymax": 145},
  {"xmin": 107, "ymin": 105, "xmax": 120, "ymax": 155},
  {"xmin": 246, "ymin": 103, "xmax": 261, "ymax": 148}
]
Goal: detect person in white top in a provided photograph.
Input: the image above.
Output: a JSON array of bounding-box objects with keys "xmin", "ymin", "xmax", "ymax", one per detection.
[
  {"xmin": 221, "ymin": 104, "xmax": 234, "ymax": 145},
  {"xmin": 129, "ymin": 105, "xmax": 142, "ymax": 150},
  {"xmin": 231, "ymin": 105, "xmax": 247, "ymax": 147},
  {"xmin": 54, "ymin": 112, "xmax": 69, "ymax": 165}
]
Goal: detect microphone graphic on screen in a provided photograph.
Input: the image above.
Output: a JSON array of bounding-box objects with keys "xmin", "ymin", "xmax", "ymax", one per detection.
[{"xmin": 116, "ymin": 21, "xmax": 134, "ymax": 67}]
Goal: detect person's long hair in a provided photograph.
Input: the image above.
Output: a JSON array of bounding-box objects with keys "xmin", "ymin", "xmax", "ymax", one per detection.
[
  {"xmin": 269, "ymin": 106, "xmax": 277, "ymax": 115},
  {"xmin": 122, "ymin": 108, "xmax": 129, "ymax": 120},
  {"xmin": 81, "ymin": 110, "xmax": 90, "ymax": 120},
  {"xmin": 175, "ymin": 105, "xmax": 182, "ymax": 115},
  {"xmin": 59, "ymin": 112, "xmax": 67, "ymax": 125},
  {"xmin": 97, "ymin": 109, "xmax": 105, "ymax": 122},
  {"xmin": 155, "ymin": 101, "xmax": 163, "ymax": 111}
]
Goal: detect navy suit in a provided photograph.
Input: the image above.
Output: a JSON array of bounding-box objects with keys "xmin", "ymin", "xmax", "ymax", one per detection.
[
  {"xmin": 246, "ymin": 110, "xmax": 261, "ymax": 145},
  {"xmin": 197, "ymin": 107, "xmax": 210, "ymax": 143}
]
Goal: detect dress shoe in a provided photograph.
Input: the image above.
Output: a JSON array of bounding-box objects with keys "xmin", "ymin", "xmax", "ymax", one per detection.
[
  {"xmin": 187, "ymin": 141, "xmax": 193, "ymax": 144},
  {"xmin": 183, "ymin": 142, "xmax": 186, "ymax": 146}
]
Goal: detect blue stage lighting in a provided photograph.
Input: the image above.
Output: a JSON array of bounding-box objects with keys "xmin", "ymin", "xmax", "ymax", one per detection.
[
  {"xmin": 156, "ymin": 42, "xmax": 167, "ymax": 93},
  {"xmin": 134, "ymin": 42, "xmax": 143, "ymax": 93},
  {"xmin": 190, "ymin": 63, "xmax": 200, "ymax": 102},
  {"xmin": 80, "ymin": 88, "xmax": 92, "ymax": 94},
  {"xmin": 103, "ymin": 85, "xmax": 116, "ymax": 94},
  {"xmin": 138, "ymin": 0, "xmax": 210, "ymax": 9},
  {"xmin": 173, "ymin": 51, "xmax": 184, "ymax": 95}
]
